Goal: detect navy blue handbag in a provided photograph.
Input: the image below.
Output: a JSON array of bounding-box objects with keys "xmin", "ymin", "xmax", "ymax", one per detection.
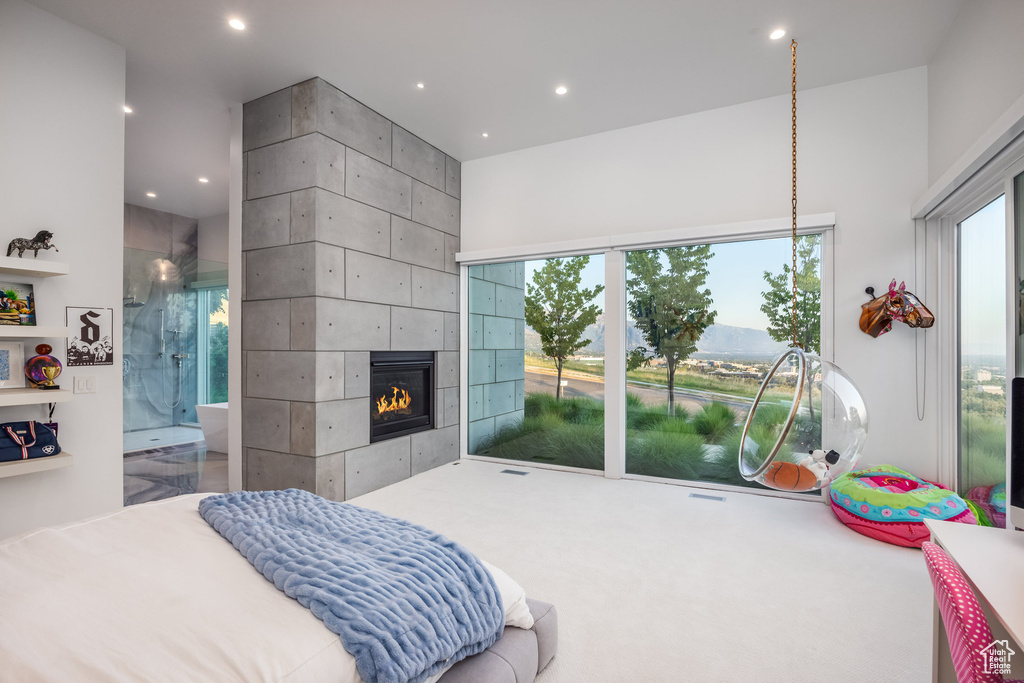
[{"xmin": 0, "ymin": 421, "xmax": 61, "ymax": 462}]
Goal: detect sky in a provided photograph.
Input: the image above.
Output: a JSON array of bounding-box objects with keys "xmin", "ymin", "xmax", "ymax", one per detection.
[
  {"xmin": 523, "ymin": 235, "xmax": 801, "ymax": 331},
  {"xmin": 960, "ymin": 194, "xmax": 1007, "ymax": 358}
]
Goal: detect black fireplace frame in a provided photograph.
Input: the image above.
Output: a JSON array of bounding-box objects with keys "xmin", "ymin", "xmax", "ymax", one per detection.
[{"xmin": 369, "ymin": 351, "xmax": 435, "ymax": 443}]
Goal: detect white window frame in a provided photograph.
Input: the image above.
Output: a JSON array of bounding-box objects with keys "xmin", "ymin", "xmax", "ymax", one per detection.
[
  {"xmin": 457, "ymin": 213, "xmax": 836, "ymax": 501},
  {"xmin": 920, "ymin": 136, "xmax": 1024, "ymax": 496}
]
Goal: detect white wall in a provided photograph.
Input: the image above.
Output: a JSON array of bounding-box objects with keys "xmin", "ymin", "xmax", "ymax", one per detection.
[
  {"xmin": 198, "ymin": 212, "xmax": 229, "ymax": 272},
  {"xmin": 463, "ymin": 68, "xmax": 942, "ymax": 480},
  {"xmin": 928, "ymin": 0, "xmax": 1024, "ymax": 185},
  {"xmin": 0, "ymin": 0, "xmax": 125, "ymax": 538}
]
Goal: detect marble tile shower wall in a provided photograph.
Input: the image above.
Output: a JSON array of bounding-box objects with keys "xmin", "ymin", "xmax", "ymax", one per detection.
[
  {"xmin": 123, "ymin": 204, "xmax": 200, "ymax": 433},
  {"xmin": 241, "ymin": 78, "xmax": 460, "ymax": 501}
]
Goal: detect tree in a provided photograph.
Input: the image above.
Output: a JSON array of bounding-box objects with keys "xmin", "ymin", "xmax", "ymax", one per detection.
[
  {"xmin": 760, "ymin": 234, "xmax": 821, "ymax": 354},
  {"xmin": 625, "ymin": 246, "xmax": 716, "ymax": 415},
  {"xmin": 524, "ymin": 256, "xmax": 604, "ymax": 400}
]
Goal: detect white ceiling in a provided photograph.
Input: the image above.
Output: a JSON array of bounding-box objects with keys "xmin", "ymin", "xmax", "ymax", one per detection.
[{"xmin": 28, "ymin": 0, "xmax": 964, "ymax": 220}]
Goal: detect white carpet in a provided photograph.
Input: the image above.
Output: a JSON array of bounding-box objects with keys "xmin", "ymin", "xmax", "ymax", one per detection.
[{"xmin": 353, "ymin": 460, "xmax": 933, "ymax": 682}]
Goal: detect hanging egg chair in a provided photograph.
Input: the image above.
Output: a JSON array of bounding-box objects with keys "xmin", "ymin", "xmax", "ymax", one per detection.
[{"xmin": 737, "ymin": 40, "xmax": 869, "ymax": 493}]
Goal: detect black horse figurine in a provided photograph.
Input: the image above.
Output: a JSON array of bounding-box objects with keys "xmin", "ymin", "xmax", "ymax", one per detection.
[{"xmin": 7, "ymin": 231, "xmax": 59, "ymax": 258}]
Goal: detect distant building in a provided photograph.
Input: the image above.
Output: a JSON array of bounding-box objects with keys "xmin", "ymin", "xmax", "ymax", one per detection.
[
  {"xmin": 977, "ymin": 385, "xmax": 1004, "ymax": 396},
  {"xmin": 977, "ymin": 369, "xmax": 993, "ymax": 382}
]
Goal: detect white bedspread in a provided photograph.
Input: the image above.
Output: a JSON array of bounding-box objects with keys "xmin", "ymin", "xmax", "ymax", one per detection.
[{"xmin": 0, "ymin": 494, "xmax": 445, "ymax": 683}]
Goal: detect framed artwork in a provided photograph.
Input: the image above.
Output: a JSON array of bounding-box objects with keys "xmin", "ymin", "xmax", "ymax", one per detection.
[
  {"xmin": 66, "ymin": 307, "xmax": 114, "ymax": 367},
  {"xmin": 0, "ymin": 282, "xmax": 35, "ymax": 326},
  {"xmin": 0, "ymin": 341, "xmax": 26, "ymax": 389}
]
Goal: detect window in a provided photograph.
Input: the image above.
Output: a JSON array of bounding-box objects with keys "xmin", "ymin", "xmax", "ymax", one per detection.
[
  {"xmin": 196, "ymin": 286, "xmax": 228, "ymax": 405},
  {"xmin": 461, "ymin": 221, "xmax": 830, "ymax": 496}
]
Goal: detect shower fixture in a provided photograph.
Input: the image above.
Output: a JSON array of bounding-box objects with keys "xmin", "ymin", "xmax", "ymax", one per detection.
[{"xmin": 123, "ymin": 296, "xmax": 145, "ymax": 308}]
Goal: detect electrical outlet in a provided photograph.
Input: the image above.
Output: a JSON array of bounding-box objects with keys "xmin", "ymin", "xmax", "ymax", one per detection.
[{"xmin": 74, "ymin": 376, "xmax": 96, "ymax": 394}]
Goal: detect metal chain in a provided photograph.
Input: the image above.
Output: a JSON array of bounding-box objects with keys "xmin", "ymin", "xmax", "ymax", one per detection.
[{"xmin": 790, "ymin": 39, "xmax": 800, "ymax": 349}]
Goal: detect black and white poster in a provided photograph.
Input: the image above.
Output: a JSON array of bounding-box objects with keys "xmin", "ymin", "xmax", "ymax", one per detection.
[{"xmin": 67, "ymin": 307, "xmax": 114, "ymax": 366}]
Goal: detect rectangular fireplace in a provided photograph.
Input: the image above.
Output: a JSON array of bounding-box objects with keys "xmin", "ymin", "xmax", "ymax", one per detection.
[{"xmin": 369, "ymin": 351, "xmax": 434, "ymax": 443}]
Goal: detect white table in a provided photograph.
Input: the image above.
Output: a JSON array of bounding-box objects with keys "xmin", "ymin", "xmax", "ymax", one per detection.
[{"xmin": 926, "ymin": 519, "xmax": 1024, "ymax": 682}]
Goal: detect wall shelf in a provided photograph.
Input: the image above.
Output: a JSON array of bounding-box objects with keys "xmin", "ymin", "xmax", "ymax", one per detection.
[
  {"xmin": 0, "ymin": 256, "xmax": 69, "ymax": 279},
  {"xmin": 0, "ymin": 451, "xmax": 72, "ymax": 479},
  {"xmin": 0, "ymin": 388, "xmax": 72, "ymax": 407},
  {"xmin": 0, "ymin": 325, "xmax": 69, "ymax": 338}
]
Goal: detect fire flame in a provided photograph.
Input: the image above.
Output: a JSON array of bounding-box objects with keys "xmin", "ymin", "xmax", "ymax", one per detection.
[{"xmin": 375, "ymin": 387, "xmax": 412, "ymax": 419}]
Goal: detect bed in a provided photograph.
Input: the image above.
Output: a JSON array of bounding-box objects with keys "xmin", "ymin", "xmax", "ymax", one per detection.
[{"xmin": 0, "ymin": 492, "xmax": 557, "ymax": 682}]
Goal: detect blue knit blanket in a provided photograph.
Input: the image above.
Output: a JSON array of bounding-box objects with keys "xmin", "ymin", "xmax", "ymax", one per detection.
[{"xmin": 198, "ymin": 489, "xmax": 504, "ymax": 683}]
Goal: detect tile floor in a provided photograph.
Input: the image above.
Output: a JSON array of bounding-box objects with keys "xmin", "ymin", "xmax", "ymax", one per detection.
[{"xmin": 123, "ymin": 441, "xmax": 228, "ymax": 506}]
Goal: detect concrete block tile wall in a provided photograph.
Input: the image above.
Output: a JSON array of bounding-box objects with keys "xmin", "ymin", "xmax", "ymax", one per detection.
[
  {"xmin": 443, "ymin": 312, "xmax": 459, "ymax": 351},
  {"xmin": 411, "ymin": 426, "xmax": 459, "ymax": 475},
  {"xmin": 470, "ymin": 314, "xmax": 483, "ymax": 349},
  {"xmin": 495, "ymin": 410, "xmax": 524, "ymax": 433},
  {"xmin": 345, "ymin": 250, "xmax": 411, "ymax": 306},
  {"xmin": 344, "ymin": 351, "xmax": 370, "ymax": 397},
  {"xmin": 242, "ymin": 299, "xmax": 290, "ymax": 350},
  {"xmin": 241, "ymin": 398, "xmax": 290, "ymax": 451},
  {"xmin": 315, "ymin": 79, "xmax": 392, "ymax": 164},
  {"xmin": 483, "ymin": 381, "xmax": 516, "ymax": 418},
  {"xmin": 495, "ymin": 348, "xmax": 525, "ymax": 383},
  {"xmin": 290, "ymin": 401, "xmax": 316, "ymax": 456},
  {"xmin": 483, "ymin": 263, "xmax": 516, "ymax": 287},
  {"xmin": 316, "ymin": 398, "xmax": 369, "ymax": 455},
  {"xmin": 314, "ymin": 242, "xmax": 346, "ymax": 299},
  {"xmin": 243, "ymin": 75, "xmax": 462, "ymax": 499},
  {"xmin": 444, "ymin": 234, "xmax": 459, "ymax": 275},
  {"xmin": 345, "ymin": 438, "xmax": 411, "ymax": 499},
  {"xmin": 494, "ymin": 284, "xmax": 525, "ymax": 318},
  {"xmin": 316, "ymin": 298, "xmax": 390, "ymax": 350},
  {"xmin": 410, "ymin": 266, "xmax": 458, "ymax": 312},
  {"xmin": 246, "ymin": 243, "xmax": 316, "ymax": 300},
  {"xmin": 391, "ymin": 307, "xmax": 444, "ymax": 350},
  {"xmin": 242, "ymin": 194, "xmax": 290, "ymax": 250},
  {"xmin": 445, "ymin": 156, "xmax": 461, "ymax": 199},
  {"xmin": 346, "ymin": 149, "xmax": 412, "ymax": 217},
  {"xmin": 468, "ymin": 417, "xmax": 494, "ymax": 454},
  {"xmin": 289, "ymin": 297, "xmax": 316, "ymax": 350},
  {"xmin": 243, "ymin": 87, "xmax": 291, "ymax": 151},
  {"xmin": 469, "ymin": 350, "xmax": 495, "ymax": 385},
  {"xmin": 391, "ymin": 216, "xmax": 445, "ymax": 271},
  {"xmin": 290, "ymin": 189, "xmax": 316, "ymax": 243},
  {"xmin": 246, "ymin": 449, "xmax": 316, "ymax": 492},
  {"xmin": 411, "ymin": 180, "xmax": 459, "ymax": 235},
  {"xmin": 483, "ymin": 315, "xmax": 516, "ymax": 349},
  {"xmin": 246, "ymin": 350, "xmax": 317, "ymax": 401},
  {"xmin": 314, "ymin": 351, "xmax": 346, "ymax": 402},
  {"xmin": 392, "ymin": 126, "xmax": 445, "ymax": 191},
  {"xmin": 515, "ymin": 380, "xmax": 524, "ymax": 410},
  {"xmin": 436, "ymin": 351, "xmax": 459, "ymax": 389},
  {"xmin": 468, "ymin": 385, "xmax": 483, "ymax": 421},
  {"xmin": 315, "ymin": 189, "xmax": 391, "ymax": 256},
  {"xmin": 469, "ymin": 280, "xmax": 495, "ymax": 316},
  {"xmin": 290, "ymin": 79, "xmax": 318, "ymax": 137}
]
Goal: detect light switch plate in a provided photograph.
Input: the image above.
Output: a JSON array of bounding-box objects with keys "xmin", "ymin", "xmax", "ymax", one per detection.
[{"xmin": 74, "ymin": 376, "xmax": 96, "ymax": 394}]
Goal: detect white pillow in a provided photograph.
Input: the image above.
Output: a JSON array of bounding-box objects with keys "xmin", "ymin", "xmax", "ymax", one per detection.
[{"xmin": 479, "ymin": 559, "xmax": 534, "ymax": 630}]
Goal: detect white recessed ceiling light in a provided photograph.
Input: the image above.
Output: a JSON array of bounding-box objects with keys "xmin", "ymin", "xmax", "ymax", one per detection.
[
  {"xmin": 770, "ymin": 28, "xmax": 786, "ymax": 40},
  {"xmin": 416, "ymin": 83, "xmax": 425, "ymax": 89},
  {"xmin": 228, "ymin": 18, "xmax": 245, "ymax": 31},
  {"xmin": 482, "ymin": 132, "xmax": 489, "ymax": 138},
  {"xmin": 555, "ymin": 86, "xmax": 568, "ymax": 95},
  {"xmin": 123, "ymin": 106, "xmax": 133, "ymax": 114},
  {"xmin": 198, "ymin": 177, "xmax": 209, "ymax": 183},
  {"xmin": 146, "ymin": 192, "xmax": 156, "ymax": 198}
]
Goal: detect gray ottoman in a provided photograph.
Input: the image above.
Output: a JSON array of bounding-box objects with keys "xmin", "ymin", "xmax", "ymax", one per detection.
[{"xmin": 438, "ymin": 599, "xmax": 558, "ymax": 683}]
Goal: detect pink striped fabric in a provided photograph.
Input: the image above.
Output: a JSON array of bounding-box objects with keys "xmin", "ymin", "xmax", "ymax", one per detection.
[{"xmin": 922, "ymin": 542, "xmax": 1023, "ymax": 683}]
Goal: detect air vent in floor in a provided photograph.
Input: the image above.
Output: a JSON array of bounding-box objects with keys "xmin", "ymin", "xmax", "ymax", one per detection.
[
  {"xmin": 689, "ymin": 493, "xmax": 725, "ymax": 502},
  {"xmin": 500, "ymin": 469, "xmax": 529, "ymax": 476}
]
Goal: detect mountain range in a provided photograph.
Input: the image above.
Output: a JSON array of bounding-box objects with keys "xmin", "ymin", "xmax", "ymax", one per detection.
[{"xmin": 524, "ymin": 314, "xmax": 787, "ymax": 359}]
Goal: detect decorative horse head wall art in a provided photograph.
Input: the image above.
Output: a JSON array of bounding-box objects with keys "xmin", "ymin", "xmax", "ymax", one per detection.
[{"xmin": 859, "ymin": 278, "xmax": 935, "ymax": 338}]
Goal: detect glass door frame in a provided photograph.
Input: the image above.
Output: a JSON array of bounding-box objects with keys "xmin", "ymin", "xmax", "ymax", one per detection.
[
  {"xmin": 457, "ymin": 214, "xmax": 836, "ymax": 501},
  {"xmin": 930, "ymin": 153, "xmax": 1024, "ymax": 497}
]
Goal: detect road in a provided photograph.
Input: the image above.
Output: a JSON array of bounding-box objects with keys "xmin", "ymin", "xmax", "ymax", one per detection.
[{"xmin": 524, "ymin": 370, "xmax": 753, "ymax": 413}]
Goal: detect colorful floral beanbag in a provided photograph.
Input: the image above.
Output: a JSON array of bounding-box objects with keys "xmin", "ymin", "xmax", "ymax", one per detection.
[
  {"xmin": 829, "ymin": 465, "xmax": 976, "ymax": 548},
  {"xmin": 966, "ymin": 482, "xmax": 1006, "ymax": 528}
]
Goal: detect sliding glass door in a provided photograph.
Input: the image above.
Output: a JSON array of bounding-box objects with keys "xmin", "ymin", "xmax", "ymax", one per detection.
[{"xmin": 958, "ymin": 195, "xmax": 1007, "ymax": 504}]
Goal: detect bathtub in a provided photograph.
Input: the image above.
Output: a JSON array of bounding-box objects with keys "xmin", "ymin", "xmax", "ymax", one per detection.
[{"xmin": 196, "ymin": 403, "xmax": 229, "ymax": 453}]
